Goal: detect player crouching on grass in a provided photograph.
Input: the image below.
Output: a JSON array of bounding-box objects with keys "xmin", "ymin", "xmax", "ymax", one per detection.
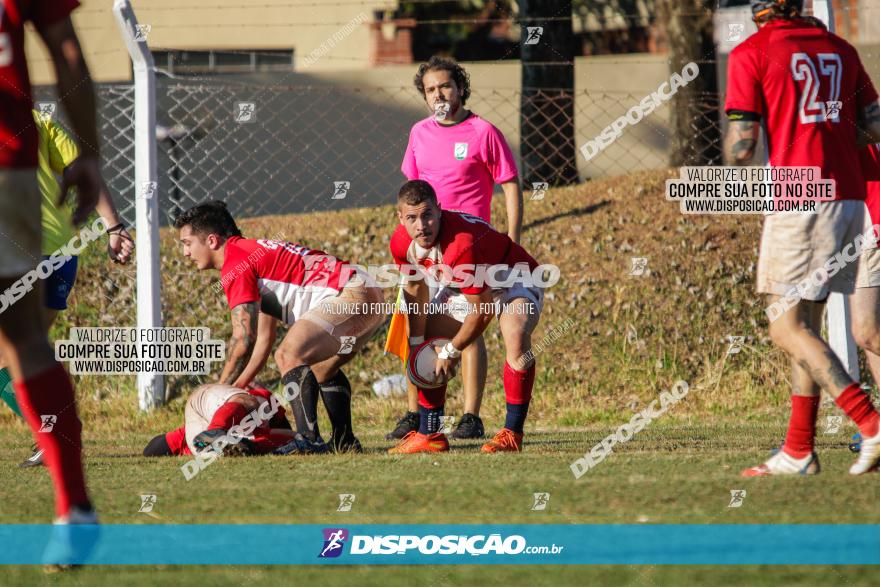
[
  {"xmin": 174, "ymin": 201, "xmax": 385, "ymax": 453},
  {"xmin": 388, "ymin": 180, "xmax": 546, "ymax": 454},
  {"xmin": 143, "ymin": 383, "xmax": 298, "ymax": 458}
]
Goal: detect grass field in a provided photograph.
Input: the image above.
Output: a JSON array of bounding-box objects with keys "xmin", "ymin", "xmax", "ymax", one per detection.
[
  {"xmin": 2, "ymin": 170, "xmax": 879, "ymax": 584},
  {"xmin": 1, "ymin": 411, "xmax": 878, "ymax": 584}
]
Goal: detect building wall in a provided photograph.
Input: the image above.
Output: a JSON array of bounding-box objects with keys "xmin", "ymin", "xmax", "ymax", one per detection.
[
  {"xmin": 860, "ymin": 0, "xmax": 880, "ymax": 41},
  {"xmin": 25, "ymin": 0, "xmax": 394, "ymax": 84}
]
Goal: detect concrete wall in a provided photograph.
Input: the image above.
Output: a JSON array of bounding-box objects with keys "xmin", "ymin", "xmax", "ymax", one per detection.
[{"xmin": 24, "ymin": 0, "xmax": 392, "ymax": 83}]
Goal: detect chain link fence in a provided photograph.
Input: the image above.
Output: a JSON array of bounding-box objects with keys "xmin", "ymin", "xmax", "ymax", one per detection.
[
  {"xmin": 37, "ymin": 79, "xmax": 718, "ymax": 226},
  {"xmin": 147, "ymin": 82, "xmax": 683, "ymax": 224}
]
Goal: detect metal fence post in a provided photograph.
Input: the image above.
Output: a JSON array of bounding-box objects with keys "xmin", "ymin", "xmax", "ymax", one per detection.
[{"xmin": 113, "ymin": 0, "xmax": 165, "ymax": 409}]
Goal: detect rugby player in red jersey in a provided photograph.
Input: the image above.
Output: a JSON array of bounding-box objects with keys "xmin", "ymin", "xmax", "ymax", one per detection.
[
  {"xmin": 143, "ymin": 383, "xmax": 299, "ymax": 457},
  {"xmin": 387, "ymin": 180, "xmax": 547, "ymax": 454},
  {"xmin": 1, "ymin": 0, "xmax": 117, "ymax": 526},
  {"xmin": 860, "ymin": 145, "xmax": 880, "ymax": 227},
  {"xmin": 847, "ymin": 144, "xmax": 880, "ymax": 457},
  {"xmin": 175, "ymin": 201, "xmax": 385, "ymax": 453},
  {"xmin": 724, "ymin": 0, "xmax": 880, "ymax": 475}
]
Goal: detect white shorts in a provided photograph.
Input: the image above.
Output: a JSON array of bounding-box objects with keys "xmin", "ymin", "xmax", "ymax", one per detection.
[
  {"xmin": 857, "ymin": 211, "xmax": 880, "ymax": 288},
  {"xmin": 0, "ymin": 169, "xmax": 41, "ymax": 277},
  {"xmin": 431, "ymin": 285, "xmax": 545, "ymax": 323},
  {"xmin": 300, "ymin": 278, "xmax": 385, "ymax": 343},
  {"xmin": 757, "ymin": 200, "xmax": 868, "ymax": 299},
  {"xmin": 184, "ymin": 384, "xmax": 253, "ymax": 454}
]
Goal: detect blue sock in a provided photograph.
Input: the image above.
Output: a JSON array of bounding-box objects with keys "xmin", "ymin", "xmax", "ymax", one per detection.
[
  {"xmin": 504, "ymin": 402, "xmax": 529, "ymax": 434},
  {"xmin": 419, "ymin": 405, "xmax": 444, "ymax": 434}
]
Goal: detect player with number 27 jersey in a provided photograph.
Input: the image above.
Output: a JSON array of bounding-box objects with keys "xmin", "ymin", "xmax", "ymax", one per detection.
[
  {"xmin": 725, "ymin": 17, "xmax": 878, "ymax": 199},
  {"xmin": 723, "ymin": 2, "xmax": 880, "ymax": 480}
]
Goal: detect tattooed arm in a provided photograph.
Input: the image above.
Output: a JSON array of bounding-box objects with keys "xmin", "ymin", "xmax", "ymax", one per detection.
[
  {"xmin": 220, "ymin": 302, "xmax": 259, "ymax": 385},
  {"xmin": 724, "ymin": 120, "xmax": 760, "ymax": 165},
  {"xmin": 858, "ymin": 100, "xmax": 880, "ymax": 146},
  {"xmin": 232, "ymin": 311, "xmax": 277, "ymax": 389}
]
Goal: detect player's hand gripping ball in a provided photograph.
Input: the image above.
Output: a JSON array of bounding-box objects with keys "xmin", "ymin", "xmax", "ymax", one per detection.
[{"xmin": 407, "ymin": 337, "xmax": 453, "ymax": 389}]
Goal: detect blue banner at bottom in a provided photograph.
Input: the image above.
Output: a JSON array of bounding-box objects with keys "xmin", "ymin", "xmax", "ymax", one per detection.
[{"xmin": 0, "ymin": 524, "xmax": 878, "ymax": 565}]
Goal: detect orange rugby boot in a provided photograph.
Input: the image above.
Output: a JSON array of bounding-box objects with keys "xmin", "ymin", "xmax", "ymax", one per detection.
[
  {"xmin": 388, "ymin": 431, "xmax": 450, "ymax": 454},
  {"xmin": 481, "ymin": 428, "xmax": 523, "ymax": 453}
]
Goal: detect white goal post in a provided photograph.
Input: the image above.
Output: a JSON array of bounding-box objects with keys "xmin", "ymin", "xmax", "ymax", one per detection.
[{"xmin": 113, "ymin": 0, "xmax": 165, "ymax": 410}]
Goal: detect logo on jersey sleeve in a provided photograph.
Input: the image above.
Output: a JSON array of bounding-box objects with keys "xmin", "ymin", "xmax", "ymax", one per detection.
[
  {"xmin": 319, "ymin": 528, "xmax": 349, "ymax": 558},
  {"xmin": 825, "ymin": 101, "xmax": 842, "ymax": 120},
  {"xmin": 454, "ymin": 142, "xmax": 469, "ymax": 160}
]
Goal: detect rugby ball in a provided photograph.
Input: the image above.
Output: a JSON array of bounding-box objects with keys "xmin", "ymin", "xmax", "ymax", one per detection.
[{"xmin": 407, "ymin": 337, "xmax": 452, "ymax": 389}]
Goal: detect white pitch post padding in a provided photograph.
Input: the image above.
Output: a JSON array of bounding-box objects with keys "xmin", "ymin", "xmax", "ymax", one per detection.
[
  {"xmin": 810, "ymin": 0, "xmax": 833, "ymax": 31},
  {"xmin": 809, "ymin": 0, "xmax": 860, "ymax": 380},
  {"xmin": 113, "ymin": 0, "xmax": 165, "ymax": 409},
  {"xmin": 827, "ymin": 294, "xmax": 860, "ymax": 379}
]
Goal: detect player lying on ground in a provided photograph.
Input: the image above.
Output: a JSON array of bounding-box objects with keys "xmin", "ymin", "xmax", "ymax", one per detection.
[
  {"xmin": 143, "ymin": 383, "xmax": 304, "ymax": 457},
  {"xmin": 724, "ymin": 0, "xmax": 880, "ymax": 476},
  {"xmin": 387, "ymin": 180, "xmax": 545, "ymax": 454},
  {"xmin": 0, "ymin": 110, "xmax": 133, "ymax": 469},
  {"xmin": 174, "ymin": 201, "xmax": 385, "ymax": 453}
]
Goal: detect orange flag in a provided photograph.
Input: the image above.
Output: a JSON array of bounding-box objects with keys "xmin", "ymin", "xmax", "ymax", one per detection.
[{"xmin": 383, "ymin": 288, "xmax": 409, "ymax": 365}]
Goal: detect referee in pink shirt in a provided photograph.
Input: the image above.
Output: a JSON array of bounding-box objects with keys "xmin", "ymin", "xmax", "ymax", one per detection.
[{"xmin": 386, "ymin": 56, "xmax": 523, "ymax": 441}]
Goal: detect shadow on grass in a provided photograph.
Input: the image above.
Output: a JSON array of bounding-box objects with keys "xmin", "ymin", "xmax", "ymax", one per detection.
[{"xmin": 523, "ymin": 200, "xmax": 610, "ymax": 232}]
